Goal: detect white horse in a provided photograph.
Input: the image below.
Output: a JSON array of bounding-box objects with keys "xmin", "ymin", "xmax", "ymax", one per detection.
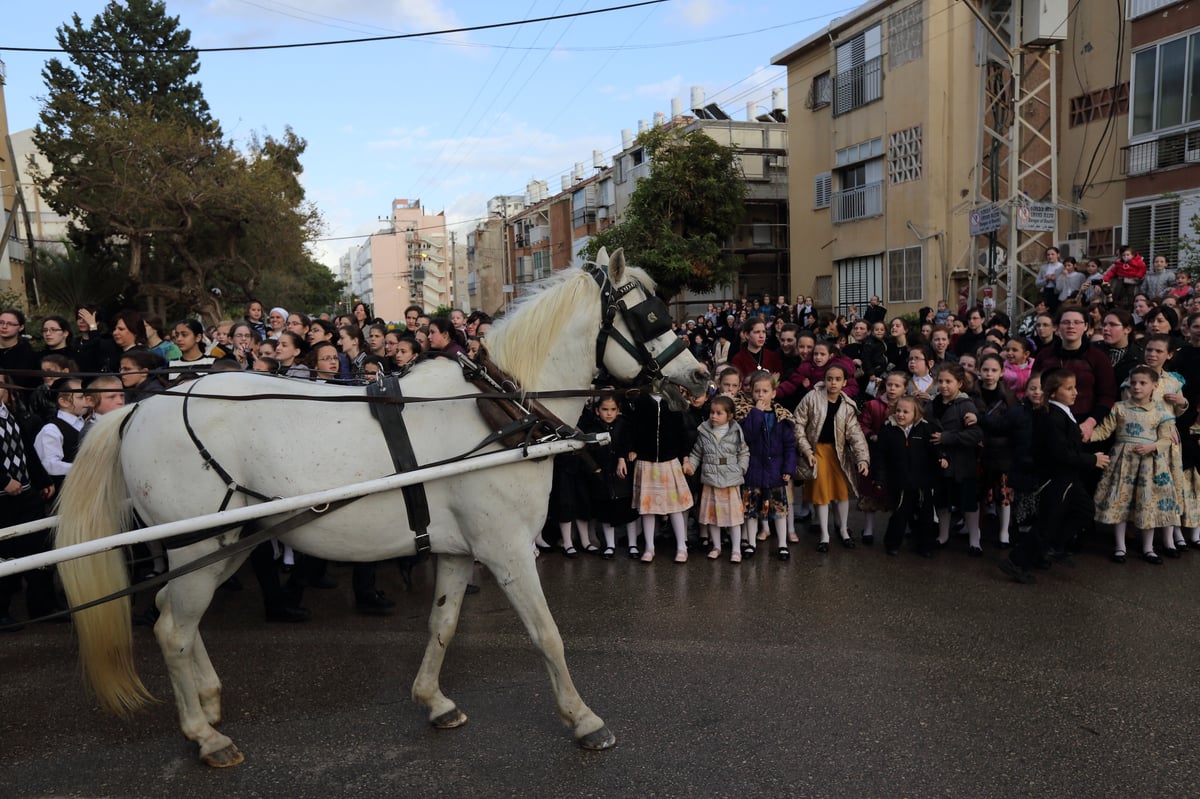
[{"xmin": 54, "ymin": 250, "xmax": 709, "ymax": 767}]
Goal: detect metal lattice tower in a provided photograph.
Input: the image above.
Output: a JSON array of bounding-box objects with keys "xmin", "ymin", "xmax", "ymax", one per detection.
[{"xmin": 965, "ymin": 0, "xmax": 1061, "ymax": 320}]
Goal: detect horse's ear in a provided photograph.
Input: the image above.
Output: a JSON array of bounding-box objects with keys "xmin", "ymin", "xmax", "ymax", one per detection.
[
  {"xmin": 609, "ymin": 248, "xmax": 626, "ymax": 283},
  {"xmin": 594, "ymin": 246, "xmax": 610, "ymax": 268}
]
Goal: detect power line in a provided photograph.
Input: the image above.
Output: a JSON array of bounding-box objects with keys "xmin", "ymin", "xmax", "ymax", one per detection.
[{"xmin": 0, "ymin": 0, "xmax": 669, "ymax": 54}]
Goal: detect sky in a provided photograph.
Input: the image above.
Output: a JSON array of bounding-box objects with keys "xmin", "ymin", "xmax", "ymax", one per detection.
[{"xmin": 1, "ymin": 0, "xmax": 855, "ymax": 271}]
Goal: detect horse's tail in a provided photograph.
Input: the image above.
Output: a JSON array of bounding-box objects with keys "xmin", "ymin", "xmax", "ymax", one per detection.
[{"xmin": 54, "ymin": 404, "xmax": 154, "ymax": 716}]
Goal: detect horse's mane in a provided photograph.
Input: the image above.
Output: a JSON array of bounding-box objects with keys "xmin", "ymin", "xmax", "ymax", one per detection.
[{"xmin": 486, "ymin": 262, "xmax": 656, "ymax": 389}]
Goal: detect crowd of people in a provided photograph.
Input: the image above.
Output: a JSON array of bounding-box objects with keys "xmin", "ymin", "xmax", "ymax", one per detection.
[
  {"xmin": 1, "ymin": 243, "xmax": 1197, "ymax": 629},
  {"xmin": 0, "ymin": 299, "xmax": 494, "ymax": 629},
  {"xmin": 542, "ymin": 246, "xmax": 1200, "ymax": 586}
]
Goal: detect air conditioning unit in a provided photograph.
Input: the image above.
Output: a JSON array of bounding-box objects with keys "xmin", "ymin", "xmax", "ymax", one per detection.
[
  {"xmin": 977, "ymin": 245, "xmax": 1007, "ymax": 270},
  {"xmin": 1057, "ymin": 239, "xmax": 1085, "ymax": 260}
]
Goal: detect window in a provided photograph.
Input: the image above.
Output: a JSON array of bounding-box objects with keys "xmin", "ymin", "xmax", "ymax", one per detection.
[
  {"xmin": 1131, "ymin": 32, "xmax": 1200, "ymax": 137},
  {"xmin": 1126, "ymin": 200, "xmax": 1180, "ymax": 262},
  {"xmin": 887, "ymin": 246, "xmax": 923, "ymax": 302},
  {"xmin": 836, "ymin": 255, "xmax": 884, "ymax": 312},
  {"xmin": 888, "ymin": 126, "xmax": 922, "ymax": 184},
  {"xmin": 809, "ymin": 72, "xmax": 832, "ymax": 110},
  {"xmin": 631, "ymin": 148, "xmax": 645, "ymax": 166},
  {"xmin": 752, "ymin": 224, "xmax": 772, "ymax": 246},
  {"xmin": 888, "ymin": 1, "xmax": 923, "ymax": 69},
  {"xmin": 832, "ymin": 139, "xmax": 884, "ymax": 223},
  {"xmin": 572, "ymin": 186, "xmax": 596, "ymax": 229},
  {"xmin": 815, "ymin": 275, "xmax": 833, "ymax": 309},
  {"xmin": 1070, "ymin": 83, "xmax": 1130, "ymax": 127},
  {"xmin": 814, "ymin": 172, "xmax": 832, "ymax": 209},
  {"xmin": 532, "ymin": 250, "xmax": 551, "ymax": 280},
  {"xmin": 833, "ymin": 25, "xmax": 882, "ymax": 116}
]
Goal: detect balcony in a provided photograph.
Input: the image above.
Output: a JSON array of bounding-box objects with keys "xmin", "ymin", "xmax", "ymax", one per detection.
[
  {"xmin": 831, "ymin": 181, "xmax": 883, "ymax": 224},
  {"xmin": 1122, "ymin": 129, "xmax": 1200, "ymax": 175},
  {"xmin": 1127, "ymin": 0, "xmax": 1178, "ymax": 19},
  {"xmin": 832, "ymin": 57, "xmax": 882, "ymax": 117}
]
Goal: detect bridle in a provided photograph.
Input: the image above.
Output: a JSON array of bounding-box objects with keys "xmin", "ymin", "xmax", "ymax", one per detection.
[{"xmin": 583, "ymin": 260, "xmax": 689, "ymax": 387}]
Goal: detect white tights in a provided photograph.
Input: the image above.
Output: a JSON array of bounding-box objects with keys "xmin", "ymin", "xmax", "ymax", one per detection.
[
  {"xmin": 746, "ymin": 516, "xmax": 788, "ymax": 549},
  {"xmin": 814, "ymin": 501, "xmax": 851, "ymax": 542},
  {"xmin": 641, "ymin": 512, "xmax": 688, "ymax": 555}
]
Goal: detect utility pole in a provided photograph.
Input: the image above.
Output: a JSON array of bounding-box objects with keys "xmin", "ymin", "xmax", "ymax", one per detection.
[{"xmin": 963, "ymin": 0, "xmax": 1071, "ymax": 320}]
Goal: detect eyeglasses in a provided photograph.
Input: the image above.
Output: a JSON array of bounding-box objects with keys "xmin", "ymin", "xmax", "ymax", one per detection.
[
  {"xmin": 41, "ymin": 327, "xmax": 62, "ymax": 333},
  {"xmin": 0, "ymin": 321, "xmax": 19, "ymax": 327}
]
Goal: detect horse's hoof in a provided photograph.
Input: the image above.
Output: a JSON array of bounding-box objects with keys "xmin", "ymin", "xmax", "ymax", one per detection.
[
  {"xmin": 578, "ymin": 725, "xmax": 617, "ymax": 751},
  {"xmin": 431, "ymin": 708, "xmax": 468, "ymax": 729},
  {"xmin": 202, "ymin": 743, "xmax": 244, "ymax": 768}
]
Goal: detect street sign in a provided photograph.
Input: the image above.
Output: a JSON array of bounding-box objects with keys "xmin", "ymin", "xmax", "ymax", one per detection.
[
  {"xmin": 969, "ymin": 203, "xmax": 1003, "ymax": 236},
  {"xmin": 1016, "ymin": 202, "xmax": 1056, "ymax": 232}
]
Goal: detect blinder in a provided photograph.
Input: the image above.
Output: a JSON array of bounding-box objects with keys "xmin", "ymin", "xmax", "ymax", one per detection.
[{"xmin": 584, "ymin": 260, "xmax": 690, "ymax": 386}]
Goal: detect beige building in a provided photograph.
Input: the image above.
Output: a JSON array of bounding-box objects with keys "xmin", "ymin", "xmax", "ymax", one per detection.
[
  {"xmin": 773, "ymin": 0, "xmax": 982, "ymax": 317},
  {"xmin": 0, "ymin": 60, "xmax": 33, "ymax": 304},
  {"xmin": 773, "ymin": 0, "xmax": 1200, "ymax": 319}
]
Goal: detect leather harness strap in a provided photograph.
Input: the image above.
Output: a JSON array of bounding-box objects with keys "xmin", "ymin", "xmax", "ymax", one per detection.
[{"xmin": 366, "ymin": 376, "xmax": 432, "ymax": 555}]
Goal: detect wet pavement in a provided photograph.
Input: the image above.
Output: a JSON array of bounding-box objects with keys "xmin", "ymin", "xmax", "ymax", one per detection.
[{"xmin": 3, "ymin": 526, "xmax": 1200, "ymax": 798}]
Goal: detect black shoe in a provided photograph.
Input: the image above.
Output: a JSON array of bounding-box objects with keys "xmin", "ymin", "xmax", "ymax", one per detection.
[
  {"xmin": 861, "ymin": 533, "xmax": 874, "ymax": 546},
  {"xmin": 0, "ymin": 615, "xmax": 24, "ymax": 632},
  {"xmin": 998, "ymin": 540, "xmax": 1012, "ymax": 550},
  {"xmin": 464, "ymin": 584, "xmax": 480, "ymax": 595},
  {"xmin": 968, "ymin": 546, "xmax": 984, "ymax": 557},
  {"xmin": 1111, "ymin": 550, "xmax": 1127, "ymax": 564},
  {"xmin": 816, "ymin": 541, "xmax": 829, "ymax": 553},
  {"xmin": 265, "ymin": 605, "xmax": 311, "ymax": 623},
  {"xmin": 777, "ymin": 547, "xmax": 790, "ymax": 562},
  {"xmin": 1142, "ymin": 550, "xmax": 1163, "ymax": 565},
  {"xmin": 743, "ymin": 545, "xmax": 756, "ymax": 558},
  {"xmin": 355, "ymin": 591, "xmax": 396, "ymax": 615},
  {"xmin": 1165, "ymin": 547, "xmax": 1182, "ymax": 559},
  {"xmin": 998, "ymin": 559, "xmax": 1036, "ymax": 584},
  {"xmin": 840, "ymin": 535, "xmax": 856, "ymax": 549},
  {"xmin": 601, "ymin": 547, "xmax": 615, "ymax": 560}
]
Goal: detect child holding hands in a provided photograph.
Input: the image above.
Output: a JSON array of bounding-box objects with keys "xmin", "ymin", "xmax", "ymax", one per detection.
[
  {"xmin": 684, "ymin": 395, "xmax": 751, "ymax": 562},
  {"xmin": 737, "ymin": 371, "xmax": 797, "ymax": 560}
]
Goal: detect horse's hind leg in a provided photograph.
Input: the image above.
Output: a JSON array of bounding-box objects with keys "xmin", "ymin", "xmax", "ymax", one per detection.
[
  {"xmin": 156, "ymin": 564, "xmax": 244, "ymax": 767},
  {"xmin": 412, "ymin": 554, "xmax": 474, "ymax": 729},
  {"xmin": 486, "ymin": 552, "xmax": 616, "ymax": 750}
]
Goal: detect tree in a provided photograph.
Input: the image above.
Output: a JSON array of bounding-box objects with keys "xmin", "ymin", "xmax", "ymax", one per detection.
[
  {"xmin": 582, "ymin": 126, "xmax": 747, "ymax": 297},
  {"xmin": 31, "ymin": 0, "xmax": 322, "ymax": 324}
]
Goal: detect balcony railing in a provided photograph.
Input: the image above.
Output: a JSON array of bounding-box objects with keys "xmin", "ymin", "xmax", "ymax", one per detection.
[
  {"xmin": 1122, "ymin": 129, "xmax": 1200, "ymax": 175},
  {"xmin": 832, "ymin": 57, "xmax": 882, "ymax": 117},
  {"xmin": 831, "ymin": 181, "xmax": 883, "ymax": 224}
]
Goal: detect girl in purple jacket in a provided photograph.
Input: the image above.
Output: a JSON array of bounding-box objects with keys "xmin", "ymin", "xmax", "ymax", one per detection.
[{"xmin": 739, "ymin": 371, "xmax": 798, "ymax": 560}]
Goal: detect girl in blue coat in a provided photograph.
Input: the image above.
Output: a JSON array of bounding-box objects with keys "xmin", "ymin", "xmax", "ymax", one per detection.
[{"xmin": 738, "ymin": 371, "xmax": 798, "ymax": 560}]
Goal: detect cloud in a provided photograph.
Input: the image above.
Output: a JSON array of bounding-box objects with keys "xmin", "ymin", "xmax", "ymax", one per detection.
[{"xmin": 673, "ymin": 0, "xmax": 729, "ymax": 26}]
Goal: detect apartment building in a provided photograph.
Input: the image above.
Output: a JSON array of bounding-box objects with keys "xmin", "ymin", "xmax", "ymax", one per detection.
[
  {"xmin": 773, "ymin": 0, "xmax": 982, "ymax": 315},
  {"xmin": 1113, "ymin": 0, "xmax": 1200, "ymax": 267},
  {"xmin": 467, "ymin": 194, "xmax": 524, "ymax": 315},
  {"xmin": 347, "ymin": 198, "xmax": 449, "ymax": 323},
  {"xmin": 0, "ymin": 60, "xmax": 32, "ymax": 303},
  {"xmin": 606, "ymin": 104, "xmax": 790, "ymax": 306},
  {"xmin": 774, "ymin": 0, "xmax": 1200, "ymax": 317}
]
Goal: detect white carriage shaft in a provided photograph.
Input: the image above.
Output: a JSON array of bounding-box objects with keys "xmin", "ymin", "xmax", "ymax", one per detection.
[{"xmin": 0, "ymin": 436, "xmax": 604, "ymax": 579}]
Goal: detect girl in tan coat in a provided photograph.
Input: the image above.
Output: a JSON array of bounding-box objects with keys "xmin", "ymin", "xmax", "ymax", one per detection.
[{"xmin": 794, "ymin": 364, "xmax": 871, "ymax": 552}]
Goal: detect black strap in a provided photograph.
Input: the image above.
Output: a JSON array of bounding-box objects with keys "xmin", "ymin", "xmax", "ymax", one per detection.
[
  {"xmin": 181, "ymin": 383, "xmax": 275, "ymax": 511},
  {"xmin": 367, "ymin": 376, "xmax": 432, "ymax": 555}
]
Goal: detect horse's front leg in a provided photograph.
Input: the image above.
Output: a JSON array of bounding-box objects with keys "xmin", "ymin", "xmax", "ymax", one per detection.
[
  {"xmin": 486, "ymin": 551, "xmax": 616, "ymax": 750},
  {"xmin": 189, "ymin": 556, "xmax": 248, "ymax": 727},
  {"xmin": 412, "ymin": 554, "xmax": 474, "ymax": 729},
  {"xmin": 155, "ymin": 567, "xmax": 244, "ymax": 767}
]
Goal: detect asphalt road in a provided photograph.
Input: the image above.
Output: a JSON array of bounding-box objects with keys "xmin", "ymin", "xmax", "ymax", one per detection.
[{"xmin": 3, "ymin": 528, "xmax": 1199, "ymax": 798}]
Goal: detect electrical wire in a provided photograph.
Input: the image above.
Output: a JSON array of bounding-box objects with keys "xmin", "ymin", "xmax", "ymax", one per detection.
[{"xmin": 0, "ymin": 0, "xmax": 669, "ymax": 54}]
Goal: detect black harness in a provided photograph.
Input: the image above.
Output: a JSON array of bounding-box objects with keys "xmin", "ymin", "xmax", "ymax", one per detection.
[{"xmin": 584, "ymin": 261, "xmax": 689, "ymax": 388}]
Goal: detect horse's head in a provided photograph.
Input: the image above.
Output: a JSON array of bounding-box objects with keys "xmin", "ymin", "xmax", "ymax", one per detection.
[{"xmin": 585, "ymin": 248, "xmax": 710, "ymax": 411}]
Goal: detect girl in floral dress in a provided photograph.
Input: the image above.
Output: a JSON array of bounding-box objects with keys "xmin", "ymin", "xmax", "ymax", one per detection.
[{"xmin": 1091, "ymin": 366, "xmax": 1181, "ymax": 564}]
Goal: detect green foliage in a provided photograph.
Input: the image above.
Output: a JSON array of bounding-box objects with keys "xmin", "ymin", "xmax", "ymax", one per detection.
[
  {"xmin": 582, "ymin": 126, "xmax": 746, "ymax": 297},
  {"xmin": 33, "ymin": 244, "xmax": 127, "ymax": 315},
  {"xmin": 0, "ymin": 288, "xmax": 25, "ymax": 313},
  {"xmin": 432, "ymin": 304, "xmax": 455, "ymax": 318},
  {"xmin": 31, "ymin": 0, "xmax": 323, "ymax": 325},
  {"xmin": 251, "ymin": 259, "xmax": 345, "ymax": 317}
]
